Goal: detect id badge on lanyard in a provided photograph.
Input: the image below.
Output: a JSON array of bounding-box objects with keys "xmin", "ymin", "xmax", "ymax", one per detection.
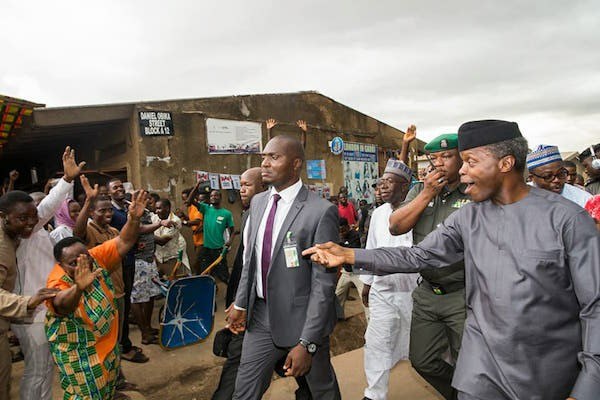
[{"xmin": 283, "ymin": 231, "xmax": 300, "ymax": 268}]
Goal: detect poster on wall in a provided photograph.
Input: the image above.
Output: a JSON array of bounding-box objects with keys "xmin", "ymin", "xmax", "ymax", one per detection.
[
  {"xmin": 209, "ymin": 173, "xmax": 220, "ymax": 190},
  {"xmin": 195, "ymin": 170, "xmax": 209, "ymax": 183},
  {"xmin": 343, "ymin": 142, "xmax": 378, "ymax": 202},
  {"xmin": 231, "ymin": 175, "xmax": 241, "ymax": 190},
  {"xmin": 307, "ymin": 160, "xmax": 326, "ymax": 180},
  {"xmin": 220, "ymin": 174, "xmax": 233, "ymax": 189},
  {"xmin": 206, "ymin": 118, "xmax": 262, "ymax": 154}
]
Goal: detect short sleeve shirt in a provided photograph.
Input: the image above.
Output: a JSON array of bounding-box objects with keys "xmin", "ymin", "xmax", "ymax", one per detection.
[
  {"xmin": 47, "ymin": 238, "xmax": 122, "ymax": 292},
  {"xmin": 338, "ymin": 202, "xmax": 357, "ymax": 225},
  {"xmin": 197, "ymin": 203, "xmax": 234, "ymax": 249},
  {"xmin": 187, "ymin": 205, "xmax": 204, "ymax": 247},
  {"xmin": 46, "ymin": 238, "xmax": 121, "ymax": 368},
  {"xmin": 402, "ymin": 182, "xmax": 470, "ymax": 285}
]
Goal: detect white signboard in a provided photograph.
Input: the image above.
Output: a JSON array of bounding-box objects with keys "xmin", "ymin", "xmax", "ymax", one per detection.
[
  {"xmin": 209, "ymin": 173, "xmax": 220, "ymax": 189},
  {"xmin": 206, "ymin": 118, "xmax": 262, "ymax": 154}
]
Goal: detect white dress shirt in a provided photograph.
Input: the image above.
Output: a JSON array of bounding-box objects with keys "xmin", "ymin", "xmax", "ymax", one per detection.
[
  {"xmin": 254, "ymin": 179, "xmax": 303, "ymax": 299},
  {"xmin": 238, "ymin": 179, "xmax": 304, "ymax": 304},
  {"xmin": 15, "ymin": 178, "xmax": 73, "ymax": 322}
]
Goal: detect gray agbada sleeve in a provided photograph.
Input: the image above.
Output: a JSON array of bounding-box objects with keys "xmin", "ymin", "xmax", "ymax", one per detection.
[
  {"xmin": 353, "ymin": 209, "xmax": 465, "ymax": 275},
  {"xmin": 565, "ymin": 210, "xmax": 600, "ymax": 400}
]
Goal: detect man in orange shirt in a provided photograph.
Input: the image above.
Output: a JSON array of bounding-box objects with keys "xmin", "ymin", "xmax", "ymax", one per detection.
[
  {"xmin": 45, "ymin": 190, "xmax": 148, "ymax": 400},
  {"xmin": 182, "ymin": 181, "xmax": 211, "ymax": 274}
]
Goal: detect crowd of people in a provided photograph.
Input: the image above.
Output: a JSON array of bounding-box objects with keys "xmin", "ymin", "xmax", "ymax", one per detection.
[{"xmin": 0, "ymin": 119, "xmax": 598, "ymax": 400}]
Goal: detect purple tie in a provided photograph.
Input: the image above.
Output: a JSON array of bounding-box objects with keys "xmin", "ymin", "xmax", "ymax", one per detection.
[{"xmin": 261, "ymin": 194, "xmax": 281, "ymax": 299}]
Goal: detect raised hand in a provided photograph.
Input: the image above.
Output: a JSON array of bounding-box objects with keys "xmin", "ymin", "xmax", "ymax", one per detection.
[
  {"xmin": 128, "ymin": 190, "xmax": 149, "ymax": 219},
  {"xmin": 302, "ymin": 242, "xmax": 353, "ymax": 268},
  {"xmin": 27, "ymin": 288, "xmax": 59, "ymax": 309},
  {"xmin": 74, "ymin": 254, "xmax": 102, "ymax": 291},
  {"xmin": 403, "ymin": 124, "xmax": 417, "ymax": 144},
  {"xmin": 80, "ymin": 175, "xmax": 99, "ymax": 200},
  {"xmin": 266, "ymin": 118, "xmax": 278, "ymax": 130},
  {"xmin": 62, "ymin": 146, "xmax": 86, "ymax": 183},
  {"xmin": 8, "ymin": 170, "xmax": 19, "ymax": 182},
  {"xmin": 296, "ymin": 120, "xmax": 308, "ymax": 132}
]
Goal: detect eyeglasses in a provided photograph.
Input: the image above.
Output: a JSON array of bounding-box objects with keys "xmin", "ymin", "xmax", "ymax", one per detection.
[
  {"xmin": 530, "ymin": 168, "xmax": 568, "ymax": 183},
  {"xmin": 377, "ymin": 177, "xmax": 409, "ymax": 186}
]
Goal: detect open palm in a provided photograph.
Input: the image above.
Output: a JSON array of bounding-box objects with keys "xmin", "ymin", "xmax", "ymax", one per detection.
[
  {"xmin": 128, "ymin": 190, "xmax": 149, "ymax": 219},
  {"xmin": 403, "ymin": 124, "xmax": 417, "ymax": 144},
  {"xmin": 80, "ymin": 175, "xmax": 99, "ymax": 199},
  {"xmin": 74, "ymin": 255, "xmax": 101, "ymax": 291}
]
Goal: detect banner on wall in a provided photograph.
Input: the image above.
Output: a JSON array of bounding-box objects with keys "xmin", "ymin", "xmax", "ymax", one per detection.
[
  {"xmin": 342, "ymin": 142, "xmax": 378, "ymax": 202},
  {"xmin": 206, "ymin": 118, "xmax": 262, "ymax": 154}
]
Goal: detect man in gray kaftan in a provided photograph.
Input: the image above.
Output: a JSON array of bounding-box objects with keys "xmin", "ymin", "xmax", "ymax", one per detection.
[
  {"xmin": 304, "ymin": 120, "xmax": 600, "ymax": 400},
  {"xmin": 352, "ymin": 185, "xmax": 599, "ymax": 400}
]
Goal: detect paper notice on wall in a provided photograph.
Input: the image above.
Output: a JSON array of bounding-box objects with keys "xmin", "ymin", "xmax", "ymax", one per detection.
[
  {"xmin": 195, "ymin": 170, "xmax": 209, "ymax": 183},
  {"xmin": 220, "ymin": 174, "xmax": 233, "ymax": 189},
  {"xmin": 206, "ymin": 118, "xmax": 262, "ymax": 154},
  {"xmin": 209, "ymin": 173, "xmax": 220, "ymax": 189},
  {"xmin": 231, "ymin": 175, "xmax": 241, "ymax": 190}
]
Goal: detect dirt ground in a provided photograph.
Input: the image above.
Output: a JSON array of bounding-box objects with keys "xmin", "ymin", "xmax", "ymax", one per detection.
[{"xmin": 10, "ymin": 284, "xmax": 442, "ymax": 399}]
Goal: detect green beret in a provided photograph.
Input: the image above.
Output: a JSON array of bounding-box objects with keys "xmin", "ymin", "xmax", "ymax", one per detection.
[{"xmin": 424, "ymin": 133, "xmax": 458, "ymax": 153}]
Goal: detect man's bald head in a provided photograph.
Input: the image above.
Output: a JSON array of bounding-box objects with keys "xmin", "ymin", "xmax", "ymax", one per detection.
[
  {"xmin": 261, "ymin": 135, "xmax": 305, "ymax": 190},
  {"xmin": 240, "ymin": 167, "xmax": 265, "ymax": 208},
  {"xmin": 271, "ymin": 135, "xmax": 305, "ymax": 163},
  {"xmin": 241, "ymin": 167, "xmax": 262, "ymax": 184}
]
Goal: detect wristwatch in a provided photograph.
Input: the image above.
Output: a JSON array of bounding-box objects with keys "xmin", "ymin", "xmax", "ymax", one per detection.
[{"xmin": 299, "ymin": 338, "xmax": 317, "ymax": 355}]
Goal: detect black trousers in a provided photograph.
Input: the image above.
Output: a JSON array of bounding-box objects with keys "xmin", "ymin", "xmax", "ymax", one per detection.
[
  {"xmin": 120, "ymin": 262, "xmax": 135, "ymax": 353},
  {"xmin": 212, "ymin": 331, "xmax": 313, "ymax": 400},
  {"xmin": 197, "ymin": 246, "xmax": 230, "ymax": 284}
]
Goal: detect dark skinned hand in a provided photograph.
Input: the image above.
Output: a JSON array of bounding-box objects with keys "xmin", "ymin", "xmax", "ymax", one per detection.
[
  {"xmin": 225, "ymin": 303, "xmax": 247, "ymax": 334},
  {"xmin": 361, "ymin": 284, "xmax": 371, "ymax": 308},
  {"xmin": 28, "ymin": 288, "xmax": 59, "ymax": 309},
  {"xmin": 423, "ymin": 169, "xmax": 446, "ymax": 198},
  {"xmin": 284, "ymin": 344, "xmax": 312, "ymax": 377}
]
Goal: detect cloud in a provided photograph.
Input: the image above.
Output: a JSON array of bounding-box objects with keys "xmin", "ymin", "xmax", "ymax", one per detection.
[{"xmin": 1, "ymin": 0, "xmax": 598, "ymax": 151}]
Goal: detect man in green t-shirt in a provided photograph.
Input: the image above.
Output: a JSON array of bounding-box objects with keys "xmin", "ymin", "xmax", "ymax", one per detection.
[{"xmin": 196, "ymin": 190, "xmax": 234, "ymax": 283}]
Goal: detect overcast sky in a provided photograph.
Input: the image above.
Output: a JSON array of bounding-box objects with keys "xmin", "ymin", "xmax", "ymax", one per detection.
[{"xmin": 3, "ymin": 0, "xmax": 599, "ymax": 152}]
